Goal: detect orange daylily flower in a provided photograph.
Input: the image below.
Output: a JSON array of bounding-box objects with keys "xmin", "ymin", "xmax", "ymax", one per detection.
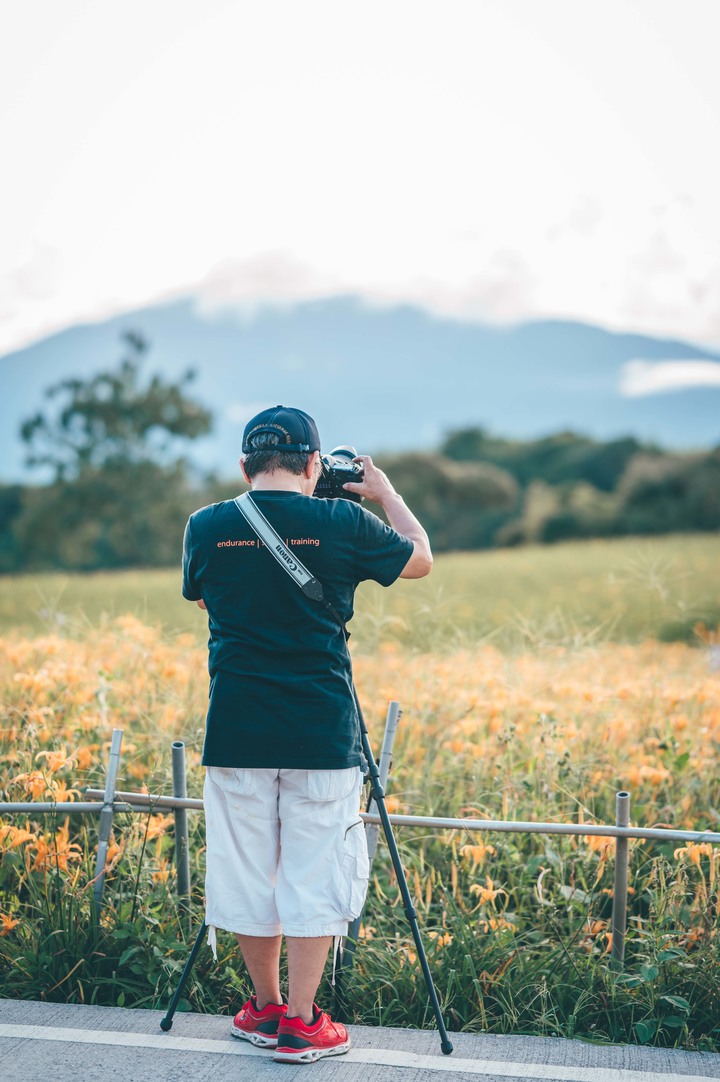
[
  {"xmin": 0, "ymin": 913, "xmax": 20, "ymax": 936},
  {"xmin": 0, "ymin": 822, "xmax": 36, "ymax": 849},
  {"xmin": 427, "ymin": 930, "xmax": 453, "ymax": 947},
  {"xmin": 459, "ymin": 841, "xmax": 496, "ymax": 867},
  {"xmin": 674, "ymin": 842, "xmax": 715, "ymax": 866},
  {"xmin": 470, "ymin": 876, "xmax": 507, "ymax": 905},
  {"xmin": 30, "ymin": 822, "xmax": 82, "ymax": 873},
  {"xmin": 12, "ymin": 772, "xmax": 48, "ymax": 799},
  {"xmin": 35, "ymin": 745, "xmax": 78, "ymax": 774}
]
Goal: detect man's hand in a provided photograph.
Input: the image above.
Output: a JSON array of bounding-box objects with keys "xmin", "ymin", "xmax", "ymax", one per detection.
[
  {"xmin": 344, "ymin": 455, "xmax": 432, "ymax": 579},
  {"xmin": 342, "ymin": 455, "xmax": 397, "ymax": 506},
  {"xmin": 196, "ymin": 599, "xmax": 207, "ymax": 610}
]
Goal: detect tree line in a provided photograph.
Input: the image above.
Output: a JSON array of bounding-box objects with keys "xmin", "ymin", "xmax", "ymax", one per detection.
[{"xmin": 1, "ymin": 335, "xmax": 718, "ymax": 573}]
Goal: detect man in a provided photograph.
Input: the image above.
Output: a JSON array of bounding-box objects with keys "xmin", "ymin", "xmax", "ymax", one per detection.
[{"xmin": 182, "ymin": 405, "xmax": 432, "ymax": 1064}]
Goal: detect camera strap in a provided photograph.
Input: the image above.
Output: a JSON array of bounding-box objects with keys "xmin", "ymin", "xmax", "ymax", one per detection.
[{"xmin": 234, "ymin": 492, "xmax": 350, "ymax": 640}]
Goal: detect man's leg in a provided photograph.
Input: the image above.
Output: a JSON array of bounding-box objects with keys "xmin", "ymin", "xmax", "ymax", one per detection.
[
  {"xmin": 285, "ymin": 936, "xmax": 333, "ymax": 1023},
  {"xmin": 235, "ymin": 934, "xmax": 283, "ymax": 1008}
]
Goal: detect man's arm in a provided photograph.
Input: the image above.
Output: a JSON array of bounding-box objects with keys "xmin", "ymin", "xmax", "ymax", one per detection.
[{"xmin": 343, "ymin": 455, "xmax": 432, "ymax": 579}]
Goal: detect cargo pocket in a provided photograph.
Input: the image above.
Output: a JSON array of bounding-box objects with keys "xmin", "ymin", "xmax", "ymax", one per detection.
[
  {"xmin": 207, "ymin": 766, "xmax": 257, "ymax": 797},
  {"xmin": 306, "ymin": 767, "xmax": 360, "ymax": 802},
  {"xmin": 338, "ymin": 818, "xmax": 370, "ymax": 920}
]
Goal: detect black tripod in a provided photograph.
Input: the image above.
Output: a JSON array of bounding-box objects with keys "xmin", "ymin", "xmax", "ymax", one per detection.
[{"xmin": 160, "ymin": 690, "xmax": 453, "ymax": 1055}]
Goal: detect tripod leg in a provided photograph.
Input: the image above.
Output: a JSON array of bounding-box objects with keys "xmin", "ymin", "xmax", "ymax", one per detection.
[
  {"xmin": 354, "ymin": 691, "xmax": 453, "ymax": 1055},
  {"xmin": 160, "ymin": 923, "xmax": 208, "ymax": 1031},
  {"xmin": 337, "ymin": 705, "xmax": 400, "ymax": 1020}
]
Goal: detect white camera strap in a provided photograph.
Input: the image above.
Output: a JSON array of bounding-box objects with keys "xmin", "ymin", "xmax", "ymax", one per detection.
[
  {"xmin": 235, "ymin": 492, "xmax": 365, "ymax": 785},
  {"xmin": 234, "ymin": 492, "xmax": 349, "ymax": 637}
]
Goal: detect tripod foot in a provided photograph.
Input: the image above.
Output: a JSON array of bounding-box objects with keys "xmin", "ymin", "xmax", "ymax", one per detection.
[
  {"xmin": 441, "ymin": 1038, "xmax": 453, "ymax": 1055},
  {"xmin": 160, "ymin": 1017, "xmax": 173, "ymax": 1032}
]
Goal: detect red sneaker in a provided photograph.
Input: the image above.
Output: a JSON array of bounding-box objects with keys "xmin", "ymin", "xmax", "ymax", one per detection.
[
  {"xmin": 231, "ymin": 996, "xmax": 288, "ymax": 1047},
  {"xmin": 273, "ymin": 1004, "xmax": 351, "ymax": 1063}
]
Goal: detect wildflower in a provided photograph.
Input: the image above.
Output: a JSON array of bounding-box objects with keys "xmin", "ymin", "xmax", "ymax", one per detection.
[
  {"xmin": 144, "ymin": 814, "xmax": 173, "ymax": 841},
  {"xmin": 398, "ymin": 946, "xmax": 417, "ymax": 967},
  {"xmin": 35, "ymin": 745, "xmax": 78, "ymax": 774},
  {"xmin": 470, "ymin": 876, "xmax": 507, "ymax": 905},
  {"xmin": 30, "ymin": 822, "xmax": 82, "ymax": 873},
  {"xmin": 0, "ymin": 913, "xmax": 20, "ymax": 936},
  {"xmin": 12, "ymin": 772, "xmax": 48, "ymax": 799},
  {"xmin": 427, "ymin": 931, "xmax": 453, "ymax": 947},
  {"xmin": 0, "ymin": 822, "xmax": 36, "ymax": 849},
  {"xmin": 460, "ymin": 841, "xmax": 496, "ymax": 868},
  {"xmin": 480, "ymin": 917, "xmax": 514, "ymax": 933},
  {"xmin": 674, "ymin": 842, "xmax": 714, "ymax": 866},
  {"xmin": 585, "ymin": 834, "xmax": 614, "ymax": 855},
  {"xmin": 74, "ymin": 745, "xmax": 97, "ymax": 770},
  {"xmin": 681, "ymin": 925, "xmax": 707, "ymax": 947},
  {"xmin": 105, "ymin": 834, "xmax": 124, "ymax": 868},
  {"xmin": 47, "ymin": 780, "xmax": 82, "ymax": 803}
]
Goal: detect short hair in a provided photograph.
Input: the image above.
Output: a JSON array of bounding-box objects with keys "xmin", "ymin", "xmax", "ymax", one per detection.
[{"xmin": 243, "ymin": 432, "xmax": 311, "ymax": 478}]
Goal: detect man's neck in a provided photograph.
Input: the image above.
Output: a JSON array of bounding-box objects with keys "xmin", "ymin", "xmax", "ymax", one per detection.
[{"xmin": 250, "ymin": 470, "xmax": 307, "ymax": 495}]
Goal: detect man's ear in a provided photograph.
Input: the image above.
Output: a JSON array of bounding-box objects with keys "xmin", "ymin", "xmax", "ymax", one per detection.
[
  {"xmin": 305, "ymin": 451, "xmax": 321, "ymax": 480},
  {"xmin": 239, "ymin": 457, "xmax": 251, "ymax": 484}
]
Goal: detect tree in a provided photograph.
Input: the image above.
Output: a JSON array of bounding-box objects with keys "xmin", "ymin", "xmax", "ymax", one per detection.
[
  {"xmin": 15, "ymin": 333, "xmax": 214, "ymax": 571},
  {"xmin": 441, "ymin": 426, "xmax": 654, "ymax": 492},
  {"xmin": 374, "ymin": 452, "xmax": 519, "ymax": 550},
  {"xmin": 21, "ymin": 332, "xmax": 212, "ymax": 480}
]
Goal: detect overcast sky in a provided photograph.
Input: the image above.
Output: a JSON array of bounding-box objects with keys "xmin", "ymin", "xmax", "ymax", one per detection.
[{"xmin": 2, "ymin": 0, "xmax": 720, "ymax": 371}]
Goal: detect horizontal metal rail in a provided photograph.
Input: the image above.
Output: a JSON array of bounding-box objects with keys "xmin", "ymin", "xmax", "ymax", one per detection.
[
  {"xmin": 362, "ymin": 812, "xmax": 720, "ymax": 846},
  {"xmin": 0, "ymin": 802, "xmax": 136, "ymax": 814},
  {"xmin": 3, "ymin": 790, "xmax": 720, "ymax": 846}
]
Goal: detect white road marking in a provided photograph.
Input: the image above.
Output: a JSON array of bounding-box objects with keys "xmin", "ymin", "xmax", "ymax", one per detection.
[{"xmin": 0, "ymin": 1023, "xmax": 715, "ymax": 1081}]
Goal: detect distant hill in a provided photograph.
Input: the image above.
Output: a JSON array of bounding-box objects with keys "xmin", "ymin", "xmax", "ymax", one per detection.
[{"xmin": 2, "ymin": 295, "xmax": 719, "ymax": 482}]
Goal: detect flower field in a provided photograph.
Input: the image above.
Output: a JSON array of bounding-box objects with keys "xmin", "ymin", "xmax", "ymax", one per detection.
[{"xmin": 1, "ymin": 534, "xmax": 720, "ymax": 1048}]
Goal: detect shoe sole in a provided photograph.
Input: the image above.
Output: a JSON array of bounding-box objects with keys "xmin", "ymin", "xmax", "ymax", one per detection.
[
  {"xmin": 231, "ymin": 1026, "xmax": 278, "ymax": 1048},
  {"xmin": 273, "ymin": 1040, "xmax": 351, "ymax": 1063}
]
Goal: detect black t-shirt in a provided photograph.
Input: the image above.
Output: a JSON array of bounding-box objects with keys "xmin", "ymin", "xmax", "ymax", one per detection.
[{"xmin": 182, "ymin": 491, "xmax": 414, "ymax": 769}]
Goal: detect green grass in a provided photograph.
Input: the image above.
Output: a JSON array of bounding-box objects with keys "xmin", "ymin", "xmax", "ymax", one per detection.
[{"xmin": 1, "ymin": 532, "xmax": 718, "ymax": 647}]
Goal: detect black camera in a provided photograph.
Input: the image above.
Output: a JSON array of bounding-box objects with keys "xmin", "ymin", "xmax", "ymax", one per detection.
[{"xmin": 314, "ymin": 445, "xmax": 364, "ymax": 502}]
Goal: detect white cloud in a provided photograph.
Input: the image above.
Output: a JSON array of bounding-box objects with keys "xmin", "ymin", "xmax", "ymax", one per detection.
[
  {"xmin": 619, "ymin": 359, "xmax": 720, "ymax": 397},
  {"xmin": 196, "ymin": 252, "xmax": 340, "ymax": 316}
]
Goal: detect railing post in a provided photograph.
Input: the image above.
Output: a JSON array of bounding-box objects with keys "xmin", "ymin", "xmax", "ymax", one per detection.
[
  {"xmin": 364, "ymin": 700, "xmax": 402, "ymax": 867},
  {"xmin": 93, "ymin": 728, "xmax": 123, "ymax": 906},
  {"xmin": 171, "ymin": 741, "xmax": 191, "ymax": 910},
  {"xmin": 611, "ymin": 790, "xmax": 631, "ymax": 968}
]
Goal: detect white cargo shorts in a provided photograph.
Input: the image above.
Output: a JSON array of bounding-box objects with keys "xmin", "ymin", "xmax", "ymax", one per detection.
[{"xmin": 203, "ymin": 765, "xmax": 369, "ymax": 940}]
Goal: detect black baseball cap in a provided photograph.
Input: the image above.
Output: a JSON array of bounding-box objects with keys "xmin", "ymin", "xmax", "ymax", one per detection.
[{"xmin": 242, "ymin": 405, "xmax": 321, "ymax": 454}]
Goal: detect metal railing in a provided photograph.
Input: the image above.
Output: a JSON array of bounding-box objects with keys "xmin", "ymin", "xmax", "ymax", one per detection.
[{"xmin": 2, "ymin": 713, "xmax": 720, "ymax": 967}]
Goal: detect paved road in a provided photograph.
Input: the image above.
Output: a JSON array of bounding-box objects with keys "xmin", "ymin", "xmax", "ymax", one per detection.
[{"xmin": 2, "ymin": 999, "xmax": 719, "ymax": 1082}]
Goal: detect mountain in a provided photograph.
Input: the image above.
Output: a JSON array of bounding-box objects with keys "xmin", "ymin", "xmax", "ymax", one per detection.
[{"xmin": 2, "ymin": 295, "xmax": 719, "ymax": 482}]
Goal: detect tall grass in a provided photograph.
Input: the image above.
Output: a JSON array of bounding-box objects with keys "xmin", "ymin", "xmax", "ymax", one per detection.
[{"xmin": 1, "ymin": 533, "xmax": 718, "ymax": 647}]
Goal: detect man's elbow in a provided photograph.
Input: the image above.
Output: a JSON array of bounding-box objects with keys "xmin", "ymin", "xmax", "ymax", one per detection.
[
  {"xmin": 400, "ymin": 549, "xmax": 433, "ymax": 579},
  {"xmin": 417, "ymin": 552, "xmax": 433, "ymax": 578}
]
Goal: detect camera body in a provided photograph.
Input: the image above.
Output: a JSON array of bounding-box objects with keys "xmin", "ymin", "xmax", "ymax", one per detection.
[{"xmin": 314, "ymin": 446, "xmax": 364, "ymax": 502}]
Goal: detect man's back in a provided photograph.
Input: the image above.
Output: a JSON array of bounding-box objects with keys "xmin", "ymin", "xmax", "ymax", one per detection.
[{"xmin": 183, "ymin": 491, "xmax": 413, "ymax": 768}]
